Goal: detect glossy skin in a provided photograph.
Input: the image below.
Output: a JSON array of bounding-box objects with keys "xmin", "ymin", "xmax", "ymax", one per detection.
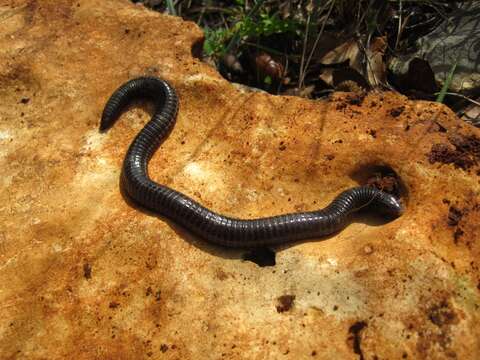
[{"xmin": 101, "ymin": 77, "xmax": 404, "ymax": 248}]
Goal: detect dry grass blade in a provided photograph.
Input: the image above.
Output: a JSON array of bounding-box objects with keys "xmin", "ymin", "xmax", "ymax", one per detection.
[{"xmin": 299, "ymin": 0, "xmax": 335, "ymax": 89}]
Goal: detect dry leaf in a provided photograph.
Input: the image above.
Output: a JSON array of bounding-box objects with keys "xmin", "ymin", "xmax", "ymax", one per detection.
[
  {"xmin": 318, "ymin": 36, "xmax": 387, "ymax": 88},
  {"xmin": 365, "ymin": 36, "xmax": 387, "ymax": 87}
]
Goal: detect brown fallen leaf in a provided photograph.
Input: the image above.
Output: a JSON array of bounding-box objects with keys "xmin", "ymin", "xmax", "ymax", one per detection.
[{"xmin": 317, "ymin": 36, "xmax": 387, "ymax": 89}]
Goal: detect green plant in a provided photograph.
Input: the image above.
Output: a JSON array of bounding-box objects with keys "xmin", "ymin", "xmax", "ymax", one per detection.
[
  {"xmin": 179, "ymin": 0, "xmax": 459, "ymax": 96},
  {"xmin": 236, "ymin": 12, "xmax": 299, "ymax": 38},
  {"xmin": 203, "ymin": 28, "xmax": 229, "ymax": 57},
  {"xmin": 436, "ymin": 61, "xmax": 457, "ymax": 103},
  {"xmin": 201, "ymin": 0, "xmax": 301, "ymax": 58},
  {"xmin": 165, "ymin": 0, "xmax": 176, "ymax": 16}
]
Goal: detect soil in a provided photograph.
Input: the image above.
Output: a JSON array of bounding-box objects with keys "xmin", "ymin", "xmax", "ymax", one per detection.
[
  {"xmin": 276, "ymin": 295, "xmax": 296, "ymax": 313},
  {"xmin": 428, "ymin": 133, "xmax": 480, "ymax": 170}
]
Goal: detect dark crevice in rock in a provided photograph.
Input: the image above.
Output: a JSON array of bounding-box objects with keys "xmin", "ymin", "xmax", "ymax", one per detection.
[
  {"xmin": 349, "ymin": 164, "xmax": 407, "ymax": 200},
  {"xmin": 348, "ymin": 321, "xmax": 368, "ymax": 360},
  {"xmin": 83, "ymin": 262, "xmax": 92, "ymax": 279},
  {"xmin": 191, "ymin": 36, "xmax": 205, "ymax": 60},
  {"xmin": 276, "ymin": 295, "xmax": 295, "ymax": 313},
  {"xmin": 447, "ymin": 206, "xmax": 464, "ymax": 227}
]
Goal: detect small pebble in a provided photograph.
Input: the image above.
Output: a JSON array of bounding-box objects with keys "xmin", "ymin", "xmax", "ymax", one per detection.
[{"xmin": 363, "ymin": 245, "xmax": 373, "ymax": 254}]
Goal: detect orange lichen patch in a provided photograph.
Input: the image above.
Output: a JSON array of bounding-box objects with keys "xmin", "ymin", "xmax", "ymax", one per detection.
[{"xmin": 0, "ymin": 0, "xmax": 480, "ymax": 359}]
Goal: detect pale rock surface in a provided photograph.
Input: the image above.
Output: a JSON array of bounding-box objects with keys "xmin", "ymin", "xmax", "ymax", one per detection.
[{"xmin": 0, "ymin": 1, "xmax": 480, "ymax": 359}]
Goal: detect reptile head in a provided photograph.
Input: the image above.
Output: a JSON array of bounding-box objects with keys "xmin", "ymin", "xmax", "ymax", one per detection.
[{"xmin": 374, "ymin": 192, "xmax": 404, "ymax": 218}]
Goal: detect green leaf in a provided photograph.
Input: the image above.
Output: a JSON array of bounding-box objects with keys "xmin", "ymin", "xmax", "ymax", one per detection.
[
  {"xmin": 203, "ymin": 28, "xmax": 229, "ymax": 57},
  {"xmin": 436, "ymin": 61, "xmax": 458, "ymax": 104}
]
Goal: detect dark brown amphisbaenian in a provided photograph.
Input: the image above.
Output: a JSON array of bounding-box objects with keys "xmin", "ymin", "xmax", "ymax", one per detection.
[{"xmin": 100, "ymin": 77, "xmax": 403, "ymax": 248}]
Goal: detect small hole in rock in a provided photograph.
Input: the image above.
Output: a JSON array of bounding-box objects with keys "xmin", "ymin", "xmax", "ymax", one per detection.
[
  {"xmin": 349, "ymin": 164, "xmax": 407, "ymax": 199},
  {"xmin": 191, "ymin": 37, "xmax": 205, "ymax": 60},
  {"xmin": 276, "ymin": 295, "xmax": 295, "ymax": 313},
  {"xmin": 242, "ymin": 247, "xmax": 276, "ymax": 267}
]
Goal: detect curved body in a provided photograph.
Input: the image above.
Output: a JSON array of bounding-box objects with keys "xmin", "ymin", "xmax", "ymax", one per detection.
[{"xmin": 101, "ymin": 77, "xmax": 403, "ymax": 247}]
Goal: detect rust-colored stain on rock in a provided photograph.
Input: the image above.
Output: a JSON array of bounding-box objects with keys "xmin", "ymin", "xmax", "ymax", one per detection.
[{"xmin": 1, "ymin": 0, "xmax": 480, "ymax": 359}]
